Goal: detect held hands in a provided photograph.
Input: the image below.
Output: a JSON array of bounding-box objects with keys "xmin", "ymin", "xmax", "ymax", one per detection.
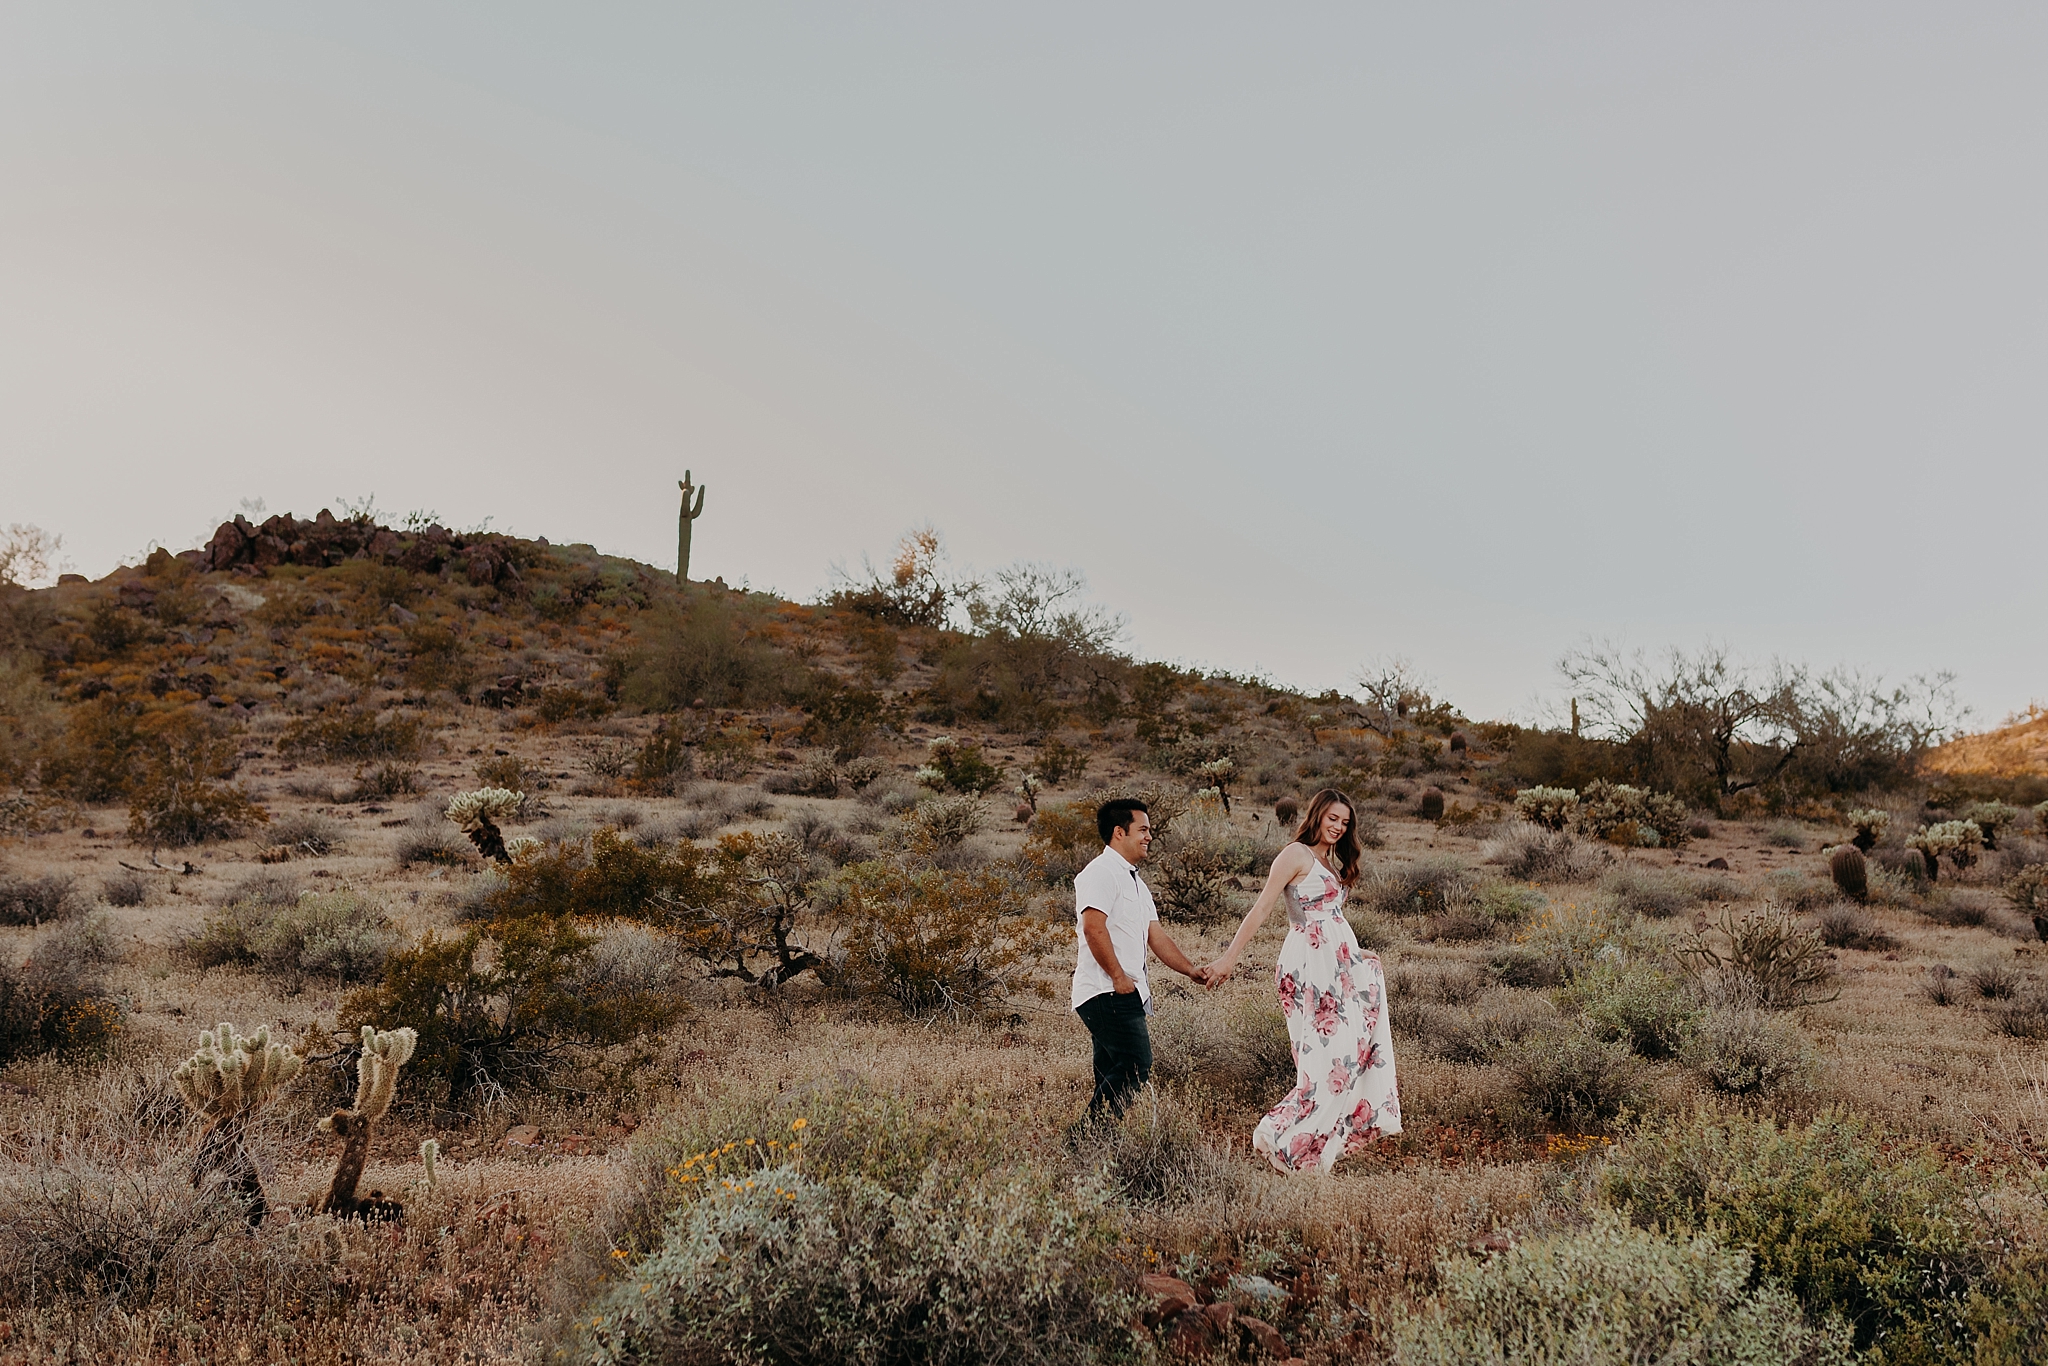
[{"xmin": 1189, "ymin": 959, "xmax": 1231, "ymax": 989}]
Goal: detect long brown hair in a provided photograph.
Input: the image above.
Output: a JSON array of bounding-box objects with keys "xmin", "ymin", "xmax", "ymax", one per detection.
[{"xmin": 1293, "ymin": 787, "xmax": 1363, "ymax": 886}]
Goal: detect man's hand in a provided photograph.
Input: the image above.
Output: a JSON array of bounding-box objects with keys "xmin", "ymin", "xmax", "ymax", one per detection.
[
  {"xmin": 1198, "ymin": 959, "xmax": 1230, "ymax": 988},
  {"xmin": 1112, "ymin": 972, "xmax": 1138, "ymax": 995}
]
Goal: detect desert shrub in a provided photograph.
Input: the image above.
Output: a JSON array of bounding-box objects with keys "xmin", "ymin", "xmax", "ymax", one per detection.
[
  {"xmin": 1997, "ymin": 986, "xmax": 2048, "ymax": 1040},
  {"xmin": 798, "ymin": 682, "xmax": 885, "ymax": 761},
  {"xmin": 393, "ymin": 815, "xmax": 472, "ymax": 867},
  {"xmin": 1513, "ymin": 785, "xmax": 1580, "ymax": 831},
  {"xmin": 0, "ymin": 871, "xmax": 83, "ymax": 925},
  {"xmin": 1021, "ymin": 800, "xmax": 1101, "ymax": 886},
  {"xmin": 1423, "ymin": 993, "xmax": 1560, "ymax": 1065},
  {"xmin": 578, "ymin": 1088, "xmax": 1136, "ymax": 1366},
  {"xmin": 1557, "ymin": 962, "xmax": 1701, "ymax": 1059},
  {"xmin": 531, "ymin": 683, "xmax": 612, "ymax": 724},
  {"xmin": 1388, "ymin": 1215, "xmax": 1850, "ymax": 1366},
  {"xmin": 1149, "ymin": 992, "xmax": 1295, "ymax": 1103},
  {"xmin": 1601, "ymin": 864, "xmax": 1705, "ymax": 919},
  {"xmin": 1093, "ymin": 1085, "xmax": 1245, "ymax": 1208},
  {"xmin": 908, "ymin": 794, "xmax": 986, "ymax": 849},
  {"xmin": 181, "ymin": 890, "xmax": 395, "ymax": 985},
  {"xmin": 1812, "ymin": 904, "xmax": 1897, "ymax": 952},
  {"xmin": 99, "ymin": 867, "xmax": 151, "ymax": 908},
  {"xmin": 618, "ymin": 597, "xmax": 797, "ymax": 711},
  {"xmin": 1677, "ymin": 906, "xmax": 1835, "ymax": 1008},
  {"xmin": 1487, "ymin": 943, "xmax": 1565, "ymax": 989},
  {"xmin": 788, "ymin": 810, "xmax": 877, "ymax": 868},
  {"xmin": 0, "ymin": 919, "xmax": 125, "ymax": 1063},
  {"xmin": 278, "ymin": 706, "xmax": 425, "ymax": 762},
  {"xmin": 1602, "ymin": 1109, "xmax": 1985, "ymax": 1357},
  {"xmin": 475, "ymin": 751, "xmax": 534, "ymax": 791},
  {"xmin": 1762, "ymin": 869, "xmax": 1839, "ymax": 914},
  {"xmin": 1476, "ymin": 880, "xmax": 1546, "ymax": 926},
  {"xmin": 1965, "ymin": 956, "xmax": 2022, "ymax": 1000},
  {"xmin": 1484, "ymin": 823, "xmax": 1609, "ymax": 882},
  {"xmin": 1681, "ymin": 1008, "xmax": 1812, "ymax": 1096},
  {"xmin": 1505, "ymin": 1024, "xmax": 1648, "ymax": 1128},
  {"xmin": 763, "ymin": 753, "xmax": 844, "ymax": 798},
  {"xmin": 633, "ymin": 720, "xmax": 696, "ymax": 794},
  {"xmin": 1765, "ymin": 822, "xmax": 1806, "ymax": 849},
  {"xmin": 1577, "ymin": 780, "xmax": 1692, "ymax": 849},
  {"xmin": 1362, "ymin": 856, "xmax": 1475, "ymax": 918},
  {"xmin": 1920, "ymin": 889, "xmax": 1993, "ymax": 929},
  {"xmin": 1346, "ymin": 907, "xmax": 1401, "ymax": 952},
  {"xmin": 1391, "ymin": 960, "xmax": 1490, "ymax": 1006},
  {"xmin": 843, "ymin": 756, "xmax": 887, "ymax": 790},
  {"xmin": 1034, "ymin": 736, "xmax": 1090, "ymax": 785},
  {"xmin": 1512, "ymin": 900, "xmax": 1664, "ymax": 985},
  {"xmin": 700, "ymin": 726, "xmax": 759, "ymax": 780},
  {"xmin": 267, "ymin": 811, "xmax": 342, "ymax": 856},
  {"xmin": 1921, "ymin": 965, "xmax": 1965, "ymax": 1007},
  {"xmin": 833, "ymin": 855, "xmax": 1061, "ymax": 1016},
  {"xmin": 342, "ymin": 914, "xmax": 683, "ymax": 1103},
  {"xmin": 121, "ymin": 708, "xmax": 267, "ymax": 845},
  {"xmin": 915, "ymin": 736, "xmax": 1005, "ymax": 794}
]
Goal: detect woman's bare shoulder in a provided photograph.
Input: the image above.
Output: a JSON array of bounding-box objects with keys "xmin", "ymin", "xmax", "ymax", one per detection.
[{"xmin": 1269, "ymin": 842, "xmax": 1315, "ymax": 879}]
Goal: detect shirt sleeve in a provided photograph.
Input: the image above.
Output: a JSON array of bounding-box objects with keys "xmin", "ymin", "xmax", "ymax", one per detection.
[{"xmin": 1074, "ymin": 862, "xmax": 1114, "ymax": 917}]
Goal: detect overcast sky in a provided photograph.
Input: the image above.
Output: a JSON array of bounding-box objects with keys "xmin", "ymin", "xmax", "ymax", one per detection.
[{"xmin": 3, "ymin": 4, "xmax": 2043, "ymax": 724}]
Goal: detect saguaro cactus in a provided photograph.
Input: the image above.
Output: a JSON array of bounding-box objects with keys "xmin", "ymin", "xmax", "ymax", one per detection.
[
  {"xmin": 173, "ymin": 1023, "xmax": 305, "ymax": 1224},
  {"xmin": 446, "ymin": 787, "xmax": 523, "ymax": 863},
  {"xmin": 677, "ymin": 471, "xmax": 706, "ymax": 584},
  {"xmin": 317, "ymin": 1024, "xmax": 420, "ymax": 1220}
]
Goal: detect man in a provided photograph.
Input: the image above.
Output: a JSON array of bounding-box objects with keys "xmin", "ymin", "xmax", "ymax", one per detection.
[{"xmin": 1071, "ymin": 798, "xmax": 1209, "ymax": 1126}]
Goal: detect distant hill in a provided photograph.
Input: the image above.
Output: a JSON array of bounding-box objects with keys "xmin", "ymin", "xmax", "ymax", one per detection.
[{"xmin": 1922, "ymin": 708, "xmax": 2048, "ymax": 779}]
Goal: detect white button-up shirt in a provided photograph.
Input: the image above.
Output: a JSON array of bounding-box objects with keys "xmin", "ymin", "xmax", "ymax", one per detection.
[{"xmin": 1070, "ymin": 847, "xmax": 1158, "ymax": 1010}]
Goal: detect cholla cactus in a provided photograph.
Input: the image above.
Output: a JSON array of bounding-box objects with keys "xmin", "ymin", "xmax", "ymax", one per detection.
[
  {"xmin": 418, "ymin": 1138, "xmax": 440, "ymax": 1192},
  {"xmin": 1910, "ymin": 820, "xmax": 1983, "ymax": 878},
  {"xmin": 446, "ymin": 787, "xmax": 523, "ymax": 864},
  {"xmin": 1963, "ymin": 801, "xmax": 2024, "ymax": 851},
  {"xmin": 2037, "ymin": 799, "xmax": 2048, "ymax": 833},
  {"xmin": 1515, "ymin": 787, "xmax": 1579, "ymax": 832},
  {"xmin": 174, "ymin": 1023, "xmax": 304, "ymax": 1225},
  {"xmin": 504, "ymin": 835, "xmax": 543, "ymax": 862},
  {"xmin": 317, "ymin": 1025, "xmax": 420, "ymax": 1219},
  {"xmin": 174, "ymin": 1022, "xmax": 305, "ymax": 1121},
  {"xmin": 1846, "ymin": 809, "xmax": 1891, "ymax": 852},
  {"xmin": 914, "ymin": 764, "xmax": 946, "ymax": 789},
  {"xmin": 1017, "ymin": 773, "xmax": 1043, "ymax": 814},
  {"xmin": 1197, "ymin": 758, "xmax": 1237, "ymax": 814}
]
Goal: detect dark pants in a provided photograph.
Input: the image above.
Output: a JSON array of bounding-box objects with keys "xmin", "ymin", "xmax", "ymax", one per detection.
[{"xmin": 1075, "ymin": 990, "xmax": 1152, "ymax": 1124}]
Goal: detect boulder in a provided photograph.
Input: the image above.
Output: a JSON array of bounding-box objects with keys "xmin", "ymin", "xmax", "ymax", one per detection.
[
  {"xmin": 1136, "ymin": 1273, "xmax": 1199, "ymax": 1326},
  {"xmin": 1238, "ymin": 1315, "xmax": 1290, "ymax": 1358}
]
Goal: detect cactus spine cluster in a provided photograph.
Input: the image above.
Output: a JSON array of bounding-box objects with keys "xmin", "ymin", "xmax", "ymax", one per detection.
[
  {"xmin": 317, "ymin": 1025, "xmax": 419, "ymax": 1220},
  {"xmin": 677, "ymin": 470, "xmax": 706, "ymax": 584},
  {"xmin": 446, "ymin": 786, "xmax": 523, "ymax": 864},
  {"xmin": 173, "ymin": 1023, "xmax": 305, "ymax": 1224}
]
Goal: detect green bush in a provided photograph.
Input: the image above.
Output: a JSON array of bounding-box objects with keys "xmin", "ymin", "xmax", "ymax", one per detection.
[
  {"xmin": 578, "ymin": 1088, "xmax": 1137, "ymax": 1366},
  {"xmin": 1602, "ymin": 1110, "xmax": 1984, "ymax": 1357},
  {"xmin": 277, "ymin": 706, "xmax": 425, "ymax": 762},
  {"xmin": 182, "ymin": 890, "xmax": 394, "ymax": 985},
  {"xmin": 1150, "ymin": 992, "xmax": 1294, "ymax": 1103},
  {"xmin": 1557, "ymin": 962, "xmax": 1702, "ymax": 1059},
  {"xmin": 1681, "ymin": 1008, "xmax": 1811, "ymax": 1096},
  {"xmin": 1504, "ymin": 1024, "xmax": 1649, "ymax": 1129},
  {"xmin": 1389, "ymin": 1215, "xmax": 1852, "ymax": 1366},
  {"xmin": 1577, "ymin": 780, "xmax": 1692, "ymax": 849},
  {"xmin": 833, "ymin": 855, "xmax": 1059, "ymax": 1016},
  {"xmin": 619, "ymin": 598, "xmax": 796, "ymax": 711},
  {"xmin": 1601, "ymin": 864, "xmax": 1708, "ymax": 919},
  {"xmin": 0, "ymin": 919, "xmax": 125, "ymax": 1064}
]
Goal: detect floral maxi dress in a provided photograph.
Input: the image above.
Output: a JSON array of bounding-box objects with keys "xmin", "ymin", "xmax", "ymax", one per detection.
[{"xmin": 1252, "ymin": 862, "xmax": 1401, "ymax": 1173}]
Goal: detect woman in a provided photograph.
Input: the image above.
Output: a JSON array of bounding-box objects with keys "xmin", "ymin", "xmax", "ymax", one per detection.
[{"xmin": 1203, "ymin": 788, "xmax": 1400, "ymax": 1173}]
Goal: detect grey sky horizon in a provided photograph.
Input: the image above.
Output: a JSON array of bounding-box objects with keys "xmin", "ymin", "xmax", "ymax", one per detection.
[{"xmin": 3, "ymin": 4, "xmax": 2043, "ymax": 728}]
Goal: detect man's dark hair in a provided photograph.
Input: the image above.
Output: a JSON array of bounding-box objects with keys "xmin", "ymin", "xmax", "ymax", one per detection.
[{"xmin": 1097, "ymin": 798, "xmax": 1149, "ymax": 845}]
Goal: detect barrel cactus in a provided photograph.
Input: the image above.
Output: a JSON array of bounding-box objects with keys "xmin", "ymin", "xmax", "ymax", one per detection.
[
  {"xmin": 1829, "ymin": 846, "xmax": 1868, "ymax": 902},
  {"xmin": 1419, "ymin": 787, "xmax": 1446, "ymax": 822}
]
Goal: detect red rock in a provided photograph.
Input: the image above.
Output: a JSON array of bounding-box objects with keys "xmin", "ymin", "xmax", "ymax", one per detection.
[
  {"xmin": 1159, "ymin": 1307, "xmax": 1221, "ymax": 1356},
  {"xmin": 1202, "ymin": 1302, "xmax": 1236, "ymax": 1333},
  {"xmin": 1238, "ymin": 1315, "xmax": 1290, "ymax": 1357},
  {"xmin": 1137, "ymin": 1273, "xmax": 1199, "ymax": 1325},
  {"xmin": 502, "ymin": 1125, "xmax": 542, "ymax": 1150},
  {"xmin": 557, "ymin": 1133, "xmax": 596, "ymax": 1155}
]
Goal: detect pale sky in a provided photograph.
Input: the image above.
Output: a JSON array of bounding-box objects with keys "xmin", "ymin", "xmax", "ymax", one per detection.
[{"xmin": 3, "ymin": 5, "xmax": 2044, "ymax": 724}]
